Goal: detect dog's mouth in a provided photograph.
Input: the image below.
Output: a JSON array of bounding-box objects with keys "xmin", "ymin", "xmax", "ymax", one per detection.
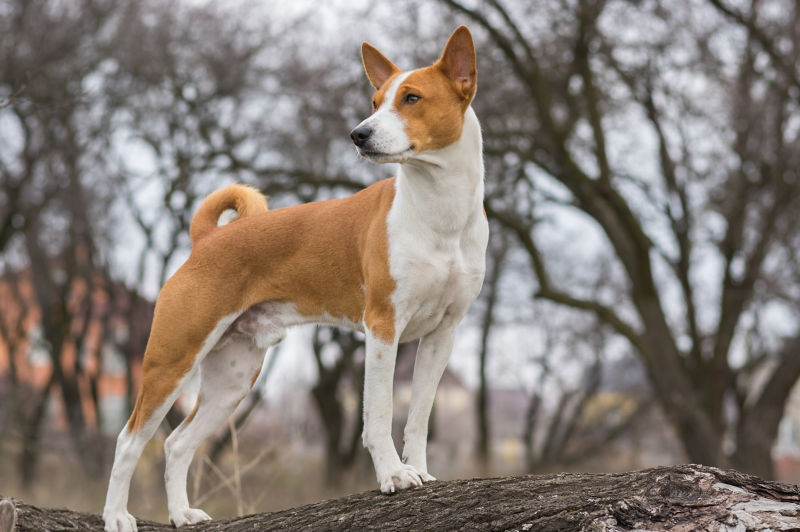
[{"xmin": 357, "ymin": 145, "xmax": 415, "ymax": 162}]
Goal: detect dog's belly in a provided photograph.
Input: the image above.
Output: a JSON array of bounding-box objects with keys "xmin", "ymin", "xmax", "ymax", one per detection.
[{"xmin": 218, "ymin": 301, "xmax": 363, "ymax": 351}]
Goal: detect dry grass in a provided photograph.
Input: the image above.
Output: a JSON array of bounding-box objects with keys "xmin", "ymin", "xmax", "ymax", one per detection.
[
  {"xmin": 0, "ymin": 418, "xmax": 677, "ymax": 524},
  {"xmin": 0, "ymin": 426, "xmax": 379, "ymax": 523}
]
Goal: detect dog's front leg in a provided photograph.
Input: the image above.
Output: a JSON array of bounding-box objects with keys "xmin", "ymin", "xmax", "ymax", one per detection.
[
  {"xmin": 401, "ymin": 325, "xmax": 456, "ymax": 482},
  {"xmin": 362, "ymin": 331, "xmax": 422, "ymax": 494}
]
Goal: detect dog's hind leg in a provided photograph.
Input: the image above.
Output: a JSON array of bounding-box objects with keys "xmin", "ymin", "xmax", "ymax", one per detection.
[
  {"xmin": 103, "ymin": 302, "xmax": 239, "ymax": 532},
  {"xmin": 103, "ymin": 360, "xmax": 200, "ymax": 532},
  {"xmin": 163, "ymin": 333, "xmax": 276, "ymax": 527}
]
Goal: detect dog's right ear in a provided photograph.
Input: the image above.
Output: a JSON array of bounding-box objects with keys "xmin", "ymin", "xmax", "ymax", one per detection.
[
  {"xmin": 361, "ymin": 42, "xmax": 401, "ymax": 89},
  {"xmin": 437, "ymin": 25, "xmax": 477, "ymax": 102}
]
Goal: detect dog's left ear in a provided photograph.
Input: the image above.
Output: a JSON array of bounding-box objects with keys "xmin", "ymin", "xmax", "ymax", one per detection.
[
  {"xmin": 362, "ymin": 42, "xmax": 401, "ymax": 89},
  {"xmin": 437, "ymin": 25, "xmax": 477, "ymax": 101}
]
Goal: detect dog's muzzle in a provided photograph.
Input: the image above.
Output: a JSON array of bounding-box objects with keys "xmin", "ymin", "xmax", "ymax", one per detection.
[{"xmin": 350, "ymin": 125, "xmax": 373, "ymax": 148}]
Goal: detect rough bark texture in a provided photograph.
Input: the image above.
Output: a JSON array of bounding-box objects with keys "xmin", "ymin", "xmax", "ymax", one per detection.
[{"xmin": 5, "ymin": 465, "xmax": 800, "ymax": 531}]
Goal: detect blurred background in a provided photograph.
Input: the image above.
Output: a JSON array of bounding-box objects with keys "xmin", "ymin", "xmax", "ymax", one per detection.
[{"xmin": 1, "ymin": 0, "xmax": 800, "ymax": 523}]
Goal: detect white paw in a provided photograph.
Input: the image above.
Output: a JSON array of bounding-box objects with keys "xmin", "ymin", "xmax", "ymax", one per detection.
[
  {"xmin": 103, "ymin": 510, "xmax": 137, "ymax": 532},
  {"xmin": 418, "ymin": 470, "xmax": 437, "ymax": 482},
  {"xmin": 401, "ymin": 456, "xmax": 436, "ymax": 482},
  {"xmin": 379, "ymin": 464, "xmax": 423, "ymax": 494},
  {"xmin": 170, "ymin": 507, "xmax": 212, "ymax": 527}
]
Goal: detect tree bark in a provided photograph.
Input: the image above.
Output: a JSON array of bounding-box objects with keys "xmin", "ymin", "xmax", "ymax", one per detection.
[{"xmin": 7, "ymin": 465, "xmax": 800, "ymax": 531}]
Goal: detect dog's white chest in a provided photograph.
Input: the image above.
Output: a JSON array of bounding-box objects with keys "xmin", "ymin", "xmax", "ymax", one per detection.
[
  {"xmin": 379, "ymin": 106, "xmax": 488, "ymax": 343},
  {"xmin": 388, "ymin": 220, "xmax": 487, "ymax": 343}
]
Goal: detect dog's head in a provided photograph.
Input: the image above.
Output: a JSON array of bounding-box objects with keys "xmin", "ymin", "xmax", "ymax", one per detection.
[{"xmin": 350, "ymin": 26, "xmax": 477, "ymax": 164}]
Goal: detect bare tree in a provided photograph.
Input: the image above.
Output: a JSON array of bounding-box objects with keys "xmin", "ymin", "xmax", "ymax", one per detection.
[
  {"xmin": 474, "ymin": 226, "xmax": 508, "ymax": 467},
  {"xmin": 520, "ymin": 317, "xmax": 651, "ymax": 472},
  {"xmin": 310, "ymin": 328, "xmax": 367, "ymax": 486},
  {"xmin": 441, "ymin": 0, "xmax": 800, "ymax": 477},
  {"xmin": 0, "ymin": 0, "xmax": 124, "ymax": 481},
  {"xmin": 101, "ymin": 2, "xmax": 378, "ymax": 471}
]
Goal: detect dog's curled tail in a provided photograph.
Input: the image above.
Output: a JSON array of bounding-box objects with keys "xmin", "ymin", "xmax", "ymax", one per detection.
[{"xmin": 190, "ymin": 184, "xmax": 268, "ymax": 244}]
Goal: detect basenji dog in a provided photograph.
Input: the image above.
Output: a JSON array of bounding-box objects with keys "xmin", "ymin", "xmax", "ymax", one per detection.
[{"xmin": 103, "ymin": 25, "xmax": 487, "ymax": 531}]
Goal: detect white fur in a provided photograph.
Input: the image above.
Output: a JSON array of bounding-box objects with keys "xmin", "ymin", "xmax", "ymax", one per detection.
[
  {"xmin": 361, "ymin": 106, "xmax": 487, "ymax": 489},
  {"xmin": 103, "ymin": 301, "xmax": 367, "ymax": 531},
  {"xmin": 401, "ymin": 326, "xmax": 457, "ymax": 478},
  {"xmin": 163, "ymin": 335, "xmax": 268, "ymax": 526},
  {"xmin": 103, "ymin": 312, "xmax": 240, "ymax": 532},
  {"xmin": 361, "ymin": 331, "xmax": 424, "ymax": 493},
  {"xmin": 354, "ymin": 71, "xmax": 415, "ymax": 160},
  {"xmin": 217, "ymin": 208, "xmax": 239, "ymax": 226},
  {"xmin": 104, "ymin": 71, "xmax": 487, "ymax": 531}
]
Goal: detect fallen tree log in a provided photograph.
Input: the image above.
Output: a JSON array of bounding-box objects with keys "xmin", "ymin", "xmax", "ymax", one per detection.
[{"xmin": 6, "ymin": 464, "xmax": 800, "ymax": 531}]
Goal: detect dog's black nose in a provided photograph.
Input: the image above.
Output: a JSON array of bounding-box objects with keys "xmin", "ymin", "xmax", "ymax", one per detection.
[{"xmin": 350, "ymin": 125, "xmax": 372, "ymax": 147}]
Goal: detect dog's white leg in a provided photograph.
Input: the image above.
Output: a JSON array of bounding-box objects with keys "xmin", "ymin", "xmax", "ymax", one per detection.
[
  {"xmin": 362, "ymin": 331, "xmax": 422, "ymax": 494},
  {"xmin": 104, "ymin": 427, "xmax": 143, "ymax": 532},
  {"xmin": 401, "ymin": 326, "xmax": 456, "ymax": 481},
  {"xmin": 104, "ymin": 382, "xmax": 190, "ymax": 532},
  {"xmin": 164, "ymin": 337, "xmax": 269, "ymax": 527},
  {"xmin": 0, "ymin": 498, "xmax": 17, "ymax": 532}
]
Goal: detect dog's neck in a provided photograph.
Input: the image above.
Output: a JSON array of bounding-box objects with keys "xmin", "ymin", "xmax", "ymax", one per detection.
[{"xmin": 393, "ymin": 107, "xmax": 484, "ymax": 235}]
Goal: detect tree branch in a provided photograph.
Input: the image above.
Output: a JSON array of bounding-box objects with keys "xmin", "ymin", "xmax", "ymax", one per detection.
[
  {"xmin": 484, "ymin": 203, "xmax": 645, "ymax": 355},
  {"xmin": 706, "ymin": 0, "xmax": 800, "ymax": 91},
  {"xmin": 574, "ymin": 0, "xmax": 612, "ymax": 182},
  {"xmin": 8, "ymin": 465, "xmax": 800, "ymax": 531}
]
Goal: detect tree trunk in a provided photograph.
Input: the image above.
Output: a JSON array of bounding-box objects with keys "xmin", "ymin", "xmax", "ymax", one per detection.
[
  {"xmin": 18, "ymin": 375, "xmax": 55, "ymax": 487},
  {"xmin": 7, "ymin": 465, "xmax": 800, "ymax": 531},
  {"xmin": 311, "ymin": 376, "xmax": 345, "ymax": 486},
  {"xmin": 476, "ymin": 354, "xmax": 490, "ymax": 466},
  {"xmin": 475, "ymin": 237, "xmax": 506, "ymax": 467},
  {"xmin": 733, "ymin": 336, "xmax": 800, "ymax": 479},
  {"xmin": 733, "ymin": 432, "xmax": 776, "ymax": 481},
  {"xmin": 309, "ymin": 329, "xmax": 365, "ymax": 486}
]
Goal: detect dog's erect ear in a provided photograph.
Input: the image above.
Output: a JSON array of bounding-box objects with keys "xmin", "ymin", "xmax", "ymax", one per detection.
[
  {"xmin": 361, "ymin": 42, "xmax": 401, "ymax": 89},
  {"xmin": 437, "ymin": 25, "xmax": 477, "ymax": 101}
]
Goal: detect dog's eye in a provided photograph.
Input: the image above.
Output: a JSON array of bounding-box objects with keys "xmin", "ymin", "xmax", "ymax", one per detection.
[
  {"xmin": 404, "ymin": 93, "xmax": 421, "ymax": 104},
  {"xmin": 372, "ymin": 99, "xmax": 377, "ymax": 111}
]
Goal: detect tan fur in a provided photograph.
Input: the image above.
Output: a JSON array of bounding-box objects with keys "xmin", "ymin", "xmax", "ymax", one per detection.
[
  {"xmin": 249, "ymin": 368, "xmax": 261, "ymax": 389},
  {"xmin": 126, "ymin": 28, "xmax": 476, "ymax": 435},
  {"xmin": 127, "ymin": 179, "xmax": 397, "ymax": 431},
  {"xmin": 182, "ymin": 400, "xmax": 199, "ymax": 426},
  {"xmin": 436, "ymin": 26, "xmax": 477, "ymax": 101},
  {"xmin": 370, "ymin": 72, "xmax": 402, "ymax": 112},
  {"xmin": 396, "ymin": 67, "xmax": 469, "ymax": 151},
  {"xmin": 189, "ymin": 185, "xmax": 268, "ymax": 244},
  {"xmin": 362, "ymin": 43, "xmax": 401, "ymax": 90},
  {"xmin": 366, "ymin": 26, "xmax": 477, "ymax": 153}
]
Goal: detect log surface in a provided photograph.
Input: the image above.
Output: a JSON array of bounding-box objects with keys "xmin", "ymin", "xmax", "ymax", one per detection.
[{"xmin": 7, "ymin": 464, "xmax": 800, "ymax": 531}]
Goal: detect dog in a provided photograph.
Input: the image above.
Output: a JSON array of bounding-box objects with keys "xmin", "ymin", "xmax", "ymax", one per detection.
[
  {"xmin": 103, "ymin": 25, "xmax": 487, "ymax": 531},
  {"xmin": 0, "ymin": 499, "xmax": 15, "ymax": 532}
]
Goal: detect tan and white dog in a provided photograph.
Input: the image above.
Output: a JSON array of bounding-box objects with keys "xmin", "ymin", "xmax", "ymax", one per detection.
[{"xmin": 103, "ymin": 26, "xmax": 487, "ymax": 531}]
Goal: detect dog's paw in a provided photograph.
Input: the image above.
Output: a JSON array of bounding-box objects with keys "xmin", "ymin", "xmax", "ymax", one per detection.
[
  {"xmin": 400, "ymin": 458, "xmax": 437, "ymax": 483},
  {"xmin": 418, "ymin": 470, "xmax": 437, "ymax": 482},
  {"xmin": 103, "ymin": 510, "xmax": 137, "ymax": 532},
  {"xmin": 170, "ymin": 508, "xmax": 212, "ymax": 527},
  {"xmin": 379, "ymin": 464, "xmax": 423, "ymax": 494}
]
